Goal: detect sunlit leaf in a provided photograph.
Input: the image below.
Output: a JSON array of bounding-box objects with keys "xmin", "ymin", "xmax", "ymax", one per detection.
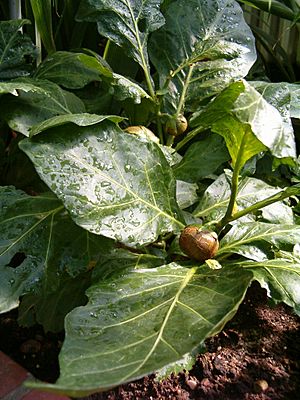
[
  {"xmin": 149, "ymin": 0, "xmax": 256, "ymax": 113},
  {"xmin": 218, "ymin": 221, "xmax": 300, "ymax": 260},
  {"xmin": 20, "ymin": 122, "xmax": 184, "ymax": 246},
  {"xmin": 76, "ymin": 0, "xmax": 165, "ymax": 69},
  {"xmin": 29, "ymin": 114, "xmax": 124, "ymax": 137},
  {"xmin": 176, "ymin": 180, "xmax": 198, "ymax": 210},
  {"xmin": 34, "ymin": 51, "xmax": 150, "ymax": 103},
  {"xmin": 191, "ymin": 80, "xmax": 296, "ymax": 164},
  {"xmin": 194, "ymin": 173, "xmax": 294, "ymax": 225},
  {"xmin": 27, "ymin": 262, "xmax": 252, "ymax": 396},
  {"xmin": 239, "ymin": 258, "xmax": 300, "ymax": 314}
]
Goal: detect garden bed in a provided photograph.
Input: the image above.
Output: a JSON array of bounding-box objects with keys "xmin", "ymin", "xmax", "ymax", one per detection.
[{"xmin": 1, "ymin": 282, "xmax": 299, "ymax": 400}]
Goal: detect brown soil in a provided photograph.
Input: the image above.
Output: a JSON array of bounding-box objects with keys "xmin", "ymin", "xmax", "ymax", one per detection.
[{"xmin": 0, "ymin": 282, "xmax": 299, "ymax": 400}]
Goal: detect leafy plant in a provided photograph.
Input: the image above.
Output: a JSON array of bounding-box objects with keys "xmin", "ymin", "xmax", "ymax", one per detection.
[{"xmin": 0, "ymin": 0, "xmax": 300, "ymax": 397}]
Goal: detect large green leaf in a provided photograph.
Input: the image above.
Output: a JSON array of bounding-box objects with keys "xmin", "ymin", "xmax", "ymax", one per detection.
[
  {"xmin": 0, "ymin": 186, "xmax": 113, "ymax": 329},
  {"xmin": 29, "ymin": 114, "xmax": 124, "ymax": 137},
  {"xmin": 0, "ymin": 19, "xmax": 37, "ymax": 79},
  {"xmin": 239, "ymin": 258, "xmax": 300, "ymax": 314},
  {"xmin": 0, "ymin": 78, "xmax": 85, "ymax": 137},
  {"xmin": 194, "ymin": 173, "xmax": 294, "ymax": 225},
  {"xmin": 249, "ymin": 81, "xmax": 298, "ymax": 156},
  {"xmin": 76, "ymin": 0, "xmax": 165, "ymax": 70},
  {"xmin": 218, "ymin": 221, "xmax": 300, "ymax": 260},
  {"xmin": 20, "ymin": 121, "xmax": 184, "ymax": 246},
  {"xmin": 27, "ymin": 262, "xmax": 253, "ymax": 396},
  {"xmin": 34, "ymin": 51, "xmax": 150, "ymax": 103},
  {"xmin": 173, "ymin": 134, "xmax": 230, "ymax": 183},
  {"xmin": 149, "ymin": 0, "xmax": 256, "ymax": 113},
  {"xmin": 34, "ymin": 51, "xmax": 112, "ymax": 88},
  {"xmin": 191, "ymin": 81, "xmax": 296, "ymax": 164}
]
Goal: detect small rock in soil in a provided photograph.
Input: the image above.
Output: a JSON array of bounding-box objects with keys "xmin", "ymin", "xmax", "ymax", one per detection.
[{"xmin": 253, "ymin": 379, "xmax": 269, "ymax": 393}]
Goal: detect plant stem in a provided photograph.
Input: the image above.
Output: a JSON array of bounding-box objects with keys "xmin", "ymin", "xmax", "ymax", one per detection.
[
  {"xmin": 216, "ymin": 133, "xmax": 246, "ymax": 233},
  {"xmin": 103, "ymin": 39, "xmax": 111, "ymax": 60},
  {"xmin": 175, "ymin": 64, "xmax": 194, "ymax": 118},
  {"xmin": 35, "ymin": 20, "xmax": 42, "ymax": 66},
  {"xmin": 224, "ymin": 188, "xmax": 297, "ymax": 224},
  {"xmin": 175, "ymin": 125, "xmax": 207, "ymax": 151}
]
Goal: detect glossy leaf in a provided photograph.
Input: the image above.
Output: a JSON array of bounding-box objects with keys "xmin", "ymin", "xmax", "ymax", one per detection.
[
  {"xmin": 0, "ymin": 186, "xmax": 113, "ymax": 327},
  {"xmin": 194, "ymin": 174, "xmax": 294, "ymax": 225},
  {"xmin": 218, "ymin": 221, "xmax": 300, "ymax": 259},
  {"xmin": 191, "ymin": 80, "xmax": 296, "ymax": 164},
  {"xmin": 34, "ymin": 51, "xmax": 150, "ymax": 103},
  {"xmin": 0, "ymin": 78, "xmax": 85, "ymax": 136},
  {"xmin": 149, "ymin": 0, "xmax": 256, "ymax": 113},
  {"xmin": 176, "ymin": 180, "xmax": 198, "ymax": 210},
  {"xmin": 0, "ymin": 19, "xmax": 37, "ymax": 79},
  {"xmin": 76, "ymin": 0, "xmax": 165, "ymax": 69},
  {"xmin": 27, "ymin": 263, "xmax": 253, "ymax": 396},
  {"xmin": 34, "ymin": 51, "xmax": 112, "ymax": 88},
  {"xmin": 173, "ymin": 135, "xmax": 230, "ymax": 183},
  {"xmin": 29, "ymin": 114, "xmax": 124, "ymax": 137},
  {"xmin": 250, "ymin": 81, "xmax": 298, "ymax": 156},
  {"xmin": 239, "ymin": 258, "xmax": 300, "ymax": 314},
  {"xmin": 20, "ymin": 122, "xmax": 184, "ymax": 246}
]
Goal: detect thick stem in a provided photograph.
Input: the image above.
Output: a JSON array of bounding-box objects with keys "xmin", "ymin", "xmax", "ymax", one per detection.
[
  {"xmin": 216, "ymin": 133, "xmax": 247, "ymax": 233},
  {"xmin": 225, "ymin": 188, "xmax": 296, "ymax": 224}
]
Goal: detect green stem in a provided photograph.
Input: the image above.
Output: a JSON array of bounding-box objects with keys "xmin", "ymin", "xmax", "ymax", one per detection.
[
  {"xmin": 216, "ymin": 133, "xmax": 247, "ymax": 233},
  {"xmin": 103, "ymin": 39, "xmax": 111, "ymax": 60},
  {"xmin": 175, "ymin": 64, "xmax": 194, "ymax": 118},
  {"xmin": 156, "ymin": 113, "xmax": 164, "ymax": 144},
  {"xmin": 175, "ymin": 125, "xmax": 207, "ymax": 151},
  {"xmin": 225, "ymin": 188, "xmax": 297, "ymax": 224}
]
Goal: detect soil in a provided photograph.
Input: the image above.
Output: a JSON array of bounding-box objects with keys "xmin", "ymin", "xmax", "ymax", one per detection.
[{"xmin": 0, "ymin": 281, "xmax": 299, "ymax": 400}]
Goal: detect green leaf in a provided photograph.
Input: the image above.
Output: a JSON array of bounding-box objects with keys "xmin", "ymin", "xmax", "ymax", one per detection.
[
  {"xmin": 30, "ymin": 0, "xmax": 56, "ymax": 54},
  {"xmin": 0, "ymin": 78, "xmax": 85, "ymax": 137},
  {"xmin": 19, "ymin": 122, "xmax": 184, "ymax": 246},
  {"xmin": 176, "ymin": 180, "xmax": 198, "ymax": 210},
  {"xmin": 218, "ymin": 221, "xmax": 300, "ymax": 259},
  {"xmin": 34, "ymin": 51, "xmax": 112, "ymax": 88},
  {"xmin": 0, "ymin": 19, "xmax": 37, "ymax": 79},
  {"xmin": 29, "ymin": 114, "xmax": 124, "ymax": 137},
  {"xmin": 249, "ymin": 81, "xmax": 298, "ymax": 157},
  {"xmin": 173, "ymin": 135, "xmax": 230, "ymax": 183},
  {"xmin": 149, "ymin": 0, "xmax": 256, "ymax": 113},
  {"xmin": 191, "ymin": 81, "xmax": 296, "ymax": 165},
  {"xmin": 18, "ymin": 271, "xmax": 91, "ymax": 332},
  {"xmin": 0, "ymin": 186, "xmax": 113, "ymax": 324},
  {"xmin": 239, "ymin": 258, "xmax": 300, "ymax": 314},
  {"xmin": 27, "ymin": 263, "xmax": 252, "ymax": 396},
  {"xmin": 76, "ymin": 0, "xmax": 165, "ymax": 69},
  {"xmin": 194, "ymin": 173, "xmax": 294, "ymax": 225},
  {"xmin": 34, "ymin": 51, "xmax": 150, "ymax": 103},
  {"xmin": 238, "ymin": 0, "xmax": 296, "ymax": 21}
]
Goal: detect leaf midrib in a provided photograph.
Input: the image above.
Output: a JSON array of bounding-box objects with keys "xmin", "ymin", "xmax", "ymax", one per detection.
[
  {"xmin": 120, "ymin": 267, "xmax": 197, "ymax": 382},
  {"xmin": 67, "ymin": 151, "xmax": 183, "ymax": 228}
]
